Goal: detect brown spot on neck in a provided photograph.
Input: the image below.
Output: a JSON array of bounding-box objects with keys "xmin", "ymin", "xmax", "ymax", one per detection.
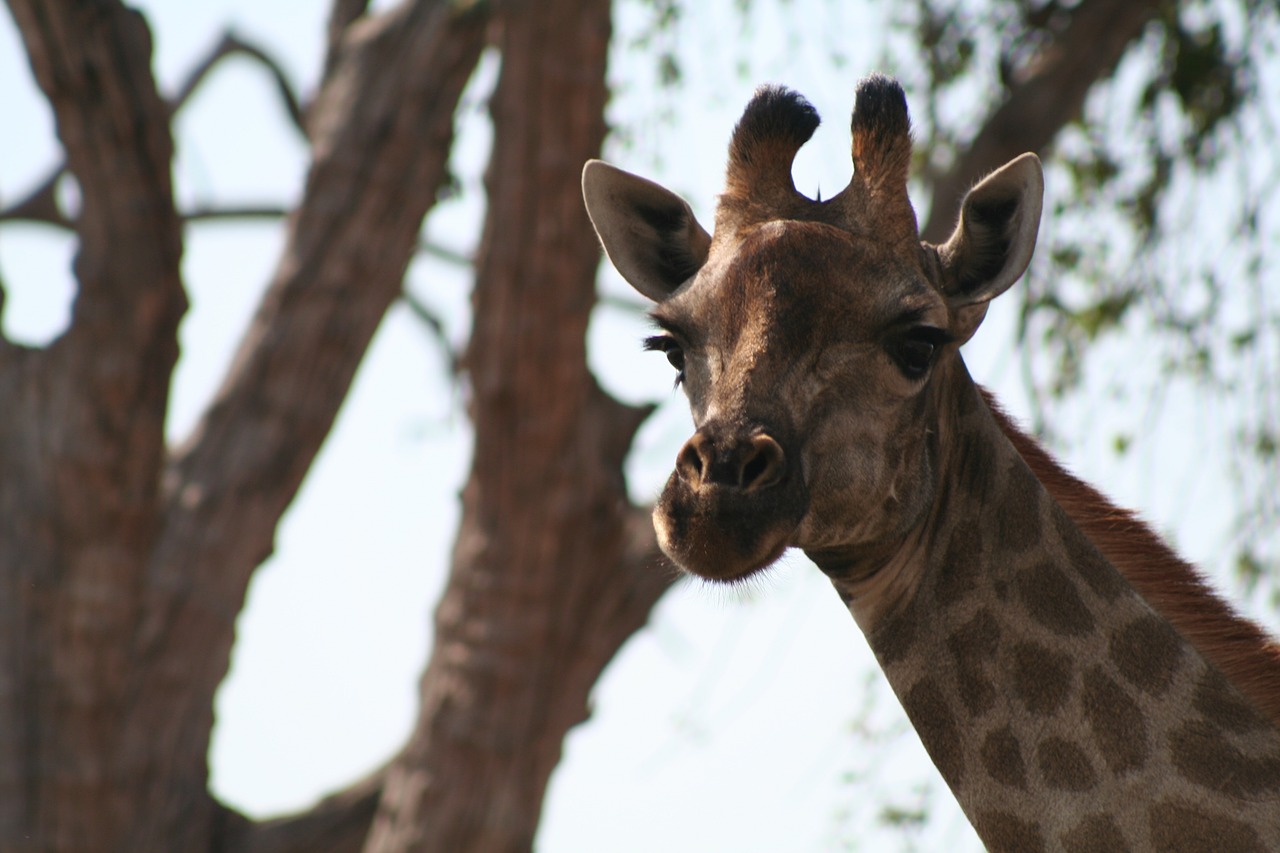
[
  {"xmin": 984, "ymin": 387, "xmax": 1280, "ymax": 727},
  {"xmin": 1062, "ymin": 814, "xmax": 1130, "ymax": 853},
  {"xmin": 1168, "ymin": 720, "xmax": 1280, "ymax": 798},
  {"xmin": 902, "ymin": 678, "xmax": 965, "ymax": 791},
  {"xmin": 948, "ymin": 609, "xmax": 1001, "ymax": 715},
  {"xmin": 1194, "ymin": 668, "xmax": 1274, "ymax": 734},
  {"xmin": 1148, "ymin": 800, "xmax": 1268, "ymax": 853},
  {"xmin": 1110, "ymin": 614, "xmax": 1184, "ymax": 697},
  {"xmin": 1011, "ymin": 641, "xmax": 1075, "ymax": 716},
  {"xmin": 974, "ymin": 811, "xmax": 1046, "ymax": 853},
  {"xmin": 980, "ymin": 726, "xmax": 1027, "ymax": 790},
  {"xmin": 1080, "ymin": 666, "xmax": 1149, "ymax": 773},
  {"xmin": 1036, "ymin": 736, "xmax": 1097, "ymax": 792},
  {"xmin": 1015, "ymin": 559, "xmax": 1096, "ymax": 637}
]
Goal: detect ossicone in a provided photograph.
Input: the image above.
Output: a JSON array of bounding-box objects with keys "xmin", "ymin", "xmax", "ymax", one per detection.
[
  {"xmin": 848, "ymin": 74, "xmax": 913, "ymax": 205},
  {"xmin": 724, "ymin": 85, "xmax": 821, "ymax": 209}
]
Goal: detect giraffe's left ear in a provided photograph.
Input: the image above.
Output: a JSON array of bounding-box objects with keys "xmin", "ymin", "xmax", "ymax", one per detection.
[
  {"xmin": 582, "ymin": 160, "xmax": 712, "ymax": 302},
  {"xmin": 935, "ymin": 153, "xmax": 1043, "ymax": 343}
]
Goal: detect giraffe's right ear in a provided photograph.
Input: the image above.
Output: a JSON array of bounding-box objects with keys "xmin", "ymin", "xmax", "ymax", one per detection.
[
  {"xmin": 936, "ymin": 153, "xmax": 1044, "ymax": 344},
  {"xmin": 582, "ymin": 160, "xmax": 712, "ymax": 302}
]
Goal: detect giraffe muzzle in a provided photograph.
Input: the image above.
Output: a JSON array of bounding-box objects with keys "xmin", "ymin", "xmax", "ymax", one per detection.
[
  {"xmin": 676, "ymin": 430, "xmax": 787, "ymax": 493},
  {"xmin": 653, "ymin": 423, "xmax": 808, "ymax": 582}
]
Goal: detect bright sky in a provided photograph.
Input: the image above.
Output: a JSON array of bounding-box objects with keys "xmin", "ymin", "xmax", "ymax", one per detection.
[{"xmin": 2, "ymin": 3, "xmax": 1273, "ymax": 852}]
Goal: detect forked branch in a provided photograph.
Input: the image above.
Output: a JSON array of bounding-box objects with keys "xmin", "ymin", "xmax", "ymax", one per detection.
[{"xmin": 0, "ymin": 27, "xmax": 305, "ymax": 229}]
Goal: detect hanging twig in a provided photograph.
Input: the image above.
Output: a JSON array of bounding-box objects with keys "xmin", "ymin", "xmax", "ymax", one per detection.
[{"xmin": 400, "ymin": 288, "xmax": 462, "ymax": 377}]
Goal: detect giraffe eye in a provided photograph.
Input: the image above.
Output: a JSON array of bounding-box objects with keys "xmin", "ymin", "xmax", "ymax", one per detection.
[
  {"xmin": 644, "ymin": 335, "xmax": 687, "ymax": 384},
  {"xmin": 889, "ymin": 327, "xmax": 951, "ymax": 379}
]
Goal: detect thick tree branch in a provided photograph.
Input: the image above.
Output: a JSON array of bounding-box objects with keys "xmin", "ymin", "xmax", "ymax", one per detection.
[
  {"xmin": 5, "ymin": 1, "xmax": 185, "ymax": 334},
  {"xmin": 361, "ymin": 2, "xmax": 672, "ymax": 850},
  {"xmin": 1, "ymin": 1, "xmax": 186, "ymax": 849},
  {"xmin": 323, "ymin": 0, "xmax": 372, "ymax": 85},
  {"xmin": 224, "ymin": 770, "xmax": 386, "ymax": 853},
  {"xmin": 921, "ymin": 0, "xmax": 1169, "ymax": 242},
  {"xmin": 99, "ymin": 2, "xmax": 490, "ymax": 849}
]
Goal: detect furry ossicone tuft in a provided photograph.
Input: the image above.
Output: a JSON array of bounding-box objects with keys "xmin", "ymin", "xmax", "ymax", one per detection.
[
  {"xmin": 724, "ymin": 85, "xmax": 821, "ymax": 203},
  {"xmin": 716, "ymin": 76, "xmax": 918, "ymax": 238},
  {"xmin": 850, "ymin": 73, "xmax": 912, "ymax": 194}
]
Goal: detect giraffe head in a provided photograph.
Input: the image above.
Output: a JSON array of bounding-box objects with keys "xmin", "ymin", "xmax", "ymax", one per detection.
[{"xmin": 583, "ymin": 75, "xmax": 1042, "ymax": 582}]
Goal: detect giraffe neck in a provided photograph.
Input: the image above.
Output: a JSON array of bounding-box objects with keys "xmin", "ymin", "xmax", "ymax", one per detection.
[
  {"xmin": 826, "ymin": 378, "xmax": 1280, "ymax": 852},
  {"xmin": 982, "ymin": 386, "xmax": 1280, "ymax": 728}
]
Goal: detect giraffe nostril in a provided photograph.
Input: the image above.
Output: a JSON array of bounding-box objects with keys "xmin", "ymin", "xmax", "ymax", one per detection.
[
  {"xmin": 677, "ymin": 434, "xmax": 709, "ymax": 485},
  {"xmin": 676, "ymin": 429, "xmax": 785, "ymax": 491},
  {"xmin": 740, "ymin": 434, "xmax": 785, "ymax": 491}
]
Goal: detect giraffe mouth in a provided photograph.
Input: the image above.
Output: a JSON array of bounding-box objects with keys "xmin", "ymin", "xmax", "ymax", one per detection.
[{"xmin": 652, "ymin": 471, "xmax": 808, "ymax": 582}]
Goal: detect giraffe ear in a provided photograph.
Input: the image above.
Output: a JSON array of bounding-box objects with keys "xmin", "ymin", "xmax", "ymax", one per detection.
[
  {"xmin": 936, "ymin": 153, "xmax": 1043, "ymax": 342},
  {"xmin": 582, "ymin": 160, "xmax": 712, "ymax": 302}
]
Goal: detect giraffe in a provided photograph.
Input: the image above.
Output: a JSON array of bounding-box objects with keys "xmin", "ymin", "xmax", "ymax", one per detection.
[
  {"xmin": 582, "ymin": 75, "xmax": 1280, "ymax": 851},
  {"xmin": 987, "ymin": 391, "xmax": 1280, "ymax": 729}
]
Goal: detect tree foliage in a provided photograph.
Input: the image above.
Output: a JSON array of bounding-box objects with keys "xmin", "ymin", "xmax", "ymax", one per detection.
[{"xmin": 896, "ymin": 0, "xmax": 1280, "ymax": 600}]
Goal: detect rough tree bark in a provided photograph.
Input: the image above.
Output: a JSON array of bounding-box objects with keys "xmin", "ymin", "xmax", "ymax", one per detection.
[
  {"xmin": 0, "ymin": 0, "xmax": 1182, "ymax": 850},
  {"xmin": 1, "ymin": 5, "xmax": 184, "ymax": 851},
  {"xmin": 0, "ymin": 1, "xmax": 487, "ymax": 851},
  {"xmin": 361, "ymin": 1, "xmax": 670, "ymax": 850}
]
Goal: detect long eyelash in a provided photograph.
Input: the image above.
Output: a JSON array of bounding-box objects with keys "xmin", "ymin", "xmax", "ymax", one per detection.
[
  {"xmin": 642, "ymin": 335, "xmax": 685, "ymax": 388},
  {"xmin": 643, "ymin": 335, "xmax": 670, "ymax": 352},
  {"xmin": 912, "ymin": 326, "xmax": 956, "ymax": 346}
]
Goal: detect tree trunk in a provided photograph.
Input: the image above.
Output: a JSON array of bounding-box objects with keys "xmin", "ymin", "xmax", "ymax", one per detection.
[
  {"xmin": 0, "ymin": 1, "xmax": 486, "ymax": 850},
  {"xmin": 362, "ymin": 1, "xmax": 671, "ymax": 851},
  {"xmin": 1, "ymin": 4, "xmax": 184, "ymax": 850}
]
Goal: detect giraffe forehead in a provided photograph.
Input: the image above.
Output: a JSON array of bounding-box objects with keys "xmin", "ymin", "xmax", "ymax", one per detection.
[{"xmin": 669, "ymin": 219, "xmax": 939, "ymax": 348}]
